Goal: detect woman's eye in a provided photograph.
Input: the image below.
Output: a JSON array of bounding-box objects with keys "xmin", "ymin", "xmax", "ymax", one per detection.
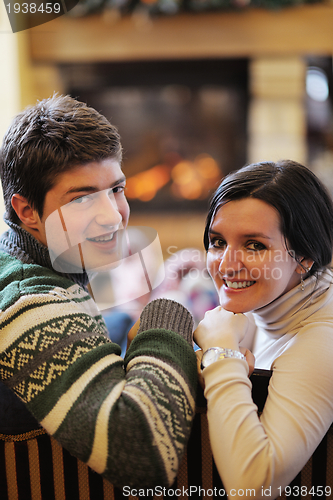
[
  {"xmin": 247, "ymin": 241, "xmax": 266, "ymax": 251},
  {"xmin": 210, "ymin": 238, "xmax": 226, "ymax": 249}
]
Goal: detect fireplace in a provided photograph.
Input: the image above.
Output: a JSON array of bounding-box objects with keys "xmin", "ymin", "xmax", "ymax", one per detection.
[{"xmin": 61, "ymin": 58, "xmax": 248, "ymax": 214}]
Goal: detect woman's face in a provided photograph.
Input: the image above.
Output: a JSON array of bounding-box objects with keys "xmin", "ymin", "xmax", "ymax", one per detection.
[{"xmin": 206, "ymin": 198, "xmax": 302, "ymax": 313}]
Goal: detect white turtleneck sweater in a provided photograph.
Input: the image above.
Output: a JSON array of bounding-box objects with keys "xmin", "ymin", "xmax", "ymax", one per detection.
[{"xmin": 202, "ymin": 270, "xmax": 333, "ymax": 499}]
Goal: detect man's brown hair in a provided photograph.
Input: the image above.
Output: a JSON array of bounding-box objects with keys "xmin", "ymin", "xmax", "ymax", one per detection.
[{"xmin": 0, "ymin": 94, "xmax": 122, "ymax": 224}]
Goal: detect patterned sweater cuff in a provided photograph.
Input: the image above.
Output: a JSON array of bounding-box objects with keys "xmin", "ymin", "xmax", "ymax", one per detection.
[{"xmin": 137, "ymin": 299, "xmax": 194, "ymax": 345}]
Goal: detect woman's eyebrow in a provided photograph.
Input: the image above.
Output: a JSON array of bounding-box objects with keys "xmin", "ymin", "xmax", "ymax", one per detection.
[
  {"xmin": 243, "ymin": 233, "xmax": 272, "ymax": 240},
  {"xmin": 209, "ymin": 229, "xmax": 272, "ymax": 240}
]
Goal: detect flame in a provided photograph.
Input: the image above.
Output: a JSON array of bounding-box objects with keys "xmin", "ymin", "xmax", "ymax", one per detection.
[
  {"xmin": 125, "ymin": 154, "xmax": 221, "ymax": 202},
  {"xmin": 171, "ymin": 154, "xmax": 221, "ymax": 200},
  {"xmin": 126, "ymin": 165, "xmax": 170, "ymax": 201}
]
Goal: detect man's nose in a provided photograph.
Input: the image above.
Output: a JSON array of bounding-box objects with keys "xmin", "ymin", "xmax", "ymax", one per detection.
[{"xmin": 94, "ymin": 191, "xmax": 122, "ymax": 227}]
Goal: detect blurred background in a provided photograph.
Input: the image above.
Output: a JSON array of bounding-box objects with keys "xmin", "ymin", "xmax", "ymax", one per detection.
[
  {"xmin": 1, "ymin": 1, "xmax": 333, "ymax": 333},
  {"xmin": 1, "ymin": 1, "xmax": 333, "ymax": 252}
]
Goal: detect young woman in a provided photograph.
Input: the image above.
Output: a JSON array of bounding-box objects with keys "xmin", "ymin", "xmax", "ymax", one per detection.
[{"xmin": 194, "ymin": 160, "xmax": 333, "ymax": 499}]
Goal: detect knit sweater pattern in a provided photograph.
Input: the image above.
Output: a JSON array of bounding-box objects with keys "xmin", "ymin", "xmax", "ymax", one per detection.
[{"xmin": 0, "ymin": 224, "xmax": 197, "ymax": 488}]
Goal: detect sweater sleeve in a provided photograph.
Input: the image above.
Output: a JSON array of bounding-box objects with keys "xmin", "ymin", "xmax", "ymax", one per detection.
[
  {"xmin": 202, "ymin": 321, "xmax": 333, "ymax": 499},
  {"xmin": 0, "ymin": 292, "xmax": 197, "ymax": 489}
]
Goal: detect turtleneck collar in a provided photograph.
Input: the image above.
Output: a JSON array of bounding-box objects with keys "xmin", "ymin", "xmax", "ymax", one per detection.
[
  {"xmin": 251, "ymin": 269, "xmax": 333, "ymax": 337},
  {"xmin": 0, "ymin": 219, "xmax": 89, "ymax": 289}
]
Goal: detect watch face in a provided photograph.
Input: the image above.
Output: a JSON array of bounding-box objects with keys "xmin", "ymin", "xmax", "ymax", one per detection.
[{"xmin": 202, "ymin": 348, "xmax": 218, "ymax": 369}]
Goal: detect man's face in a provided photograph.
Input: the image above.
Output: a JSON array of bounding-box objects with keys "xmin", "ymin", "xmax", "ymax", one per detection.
[{"xmin": 37, "ymin": 158, "xmax": 130, "ymax": 273}]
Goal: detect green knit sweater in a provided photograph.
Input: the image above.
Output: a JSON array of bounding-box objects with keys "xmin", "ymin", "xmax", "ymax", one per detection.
[{"xmin": 0, "ymin": 241, "xmax": 197, "ymax": 488}]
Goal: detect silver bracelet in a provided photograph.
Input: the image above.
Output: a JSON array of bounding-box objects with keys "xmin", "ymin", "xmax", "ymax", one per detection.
[{"xmin": 201, "ymin": 347, "xmax": 245, "ymax": 371}]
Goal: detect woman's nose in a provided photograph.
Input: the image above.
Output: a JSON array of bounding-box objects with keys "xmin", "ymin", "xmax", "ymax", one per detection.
[{"xmin": 217, "ymin": 247, "xmax": 245, "ymax": 275}]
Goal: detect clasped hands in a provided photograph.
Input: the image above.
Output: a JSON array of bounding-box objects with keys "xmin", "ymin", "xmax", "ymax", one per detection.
[
  {"xmin": 193, "ymin": 307, "xmax": 255, "ymax": 387},
  {"xmin": 127, "ymin": 305, "xmax": 255, "ymax": 382}
]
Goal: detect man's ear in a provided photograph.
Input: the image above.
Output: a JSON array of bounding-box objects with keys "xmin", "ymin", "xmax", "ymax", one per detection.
[
  {"xmin": 11, "ymin": 194, "xmax": 40, "ymax": 229},
  {"xmin": 295, "ymin": 257, "xmax": 315, "ymax": 275}
]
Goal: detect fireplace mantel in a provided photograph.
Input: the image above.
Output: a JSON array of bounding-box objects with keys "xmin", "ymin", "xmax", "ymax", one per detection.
[{"xmin": 28, "ymin": 4, "xmax": 333, "ymax": 63}]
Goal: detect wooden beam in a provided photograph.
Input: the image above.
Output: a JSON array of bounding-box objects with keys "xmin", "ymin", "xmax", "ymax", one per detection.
[{"xmin": 28, "ymin": 4, "xmax": 333, "ymax": 63}]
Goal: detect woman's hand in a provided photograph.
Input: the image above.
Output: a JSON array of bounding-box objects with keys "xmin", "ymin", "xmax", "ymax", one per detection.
[
  {"xmin": 193, "ymin": 306, "xmax": 250, "ymax": 352},
  {"xmin": 240, "ymin": 347, "xmax": 255, "ymax": 376},
  {"xmin": 196, "ymin": 347, "xmax": 255, "ymax": 389}
]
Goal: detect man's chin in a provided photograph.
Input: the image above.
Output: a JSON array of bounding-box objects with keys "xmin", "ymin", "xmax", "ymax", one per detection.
[
  {"xmin": 86, "ymin": 257, "xmax": 123, "ymax": 273},
  {"xmin": 51, "ymin": 246, "xmax": 124, "ymax": 274}
]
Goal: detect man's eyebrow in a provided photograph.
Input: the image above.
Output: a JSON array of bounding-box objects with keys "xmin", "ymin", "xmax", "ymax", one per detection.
[
  {"xmin": 208, "ymin": 229, "xmax": 272, "ymax": 239},
  {"xmin": 64, "ymin": 176, "xmax": 126, "ymax": 196}
]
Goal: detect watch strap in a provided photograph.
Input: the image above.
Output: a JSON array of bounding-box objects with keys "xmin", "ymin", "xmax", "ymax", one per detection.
[{"xmin": 201, "ymin": 347, "xmax": 245, "ymax": 371}]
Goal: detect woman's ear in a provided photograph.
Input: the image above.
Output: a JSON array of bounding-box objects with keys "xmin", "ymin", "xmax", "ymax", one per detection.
[
  {"xmin": 295, "ymin": 257, "xmax": 315, "ymax": 275},
  {"xmin": 11, "ymin": 194, "xmax": 40, "ymax": 229}
]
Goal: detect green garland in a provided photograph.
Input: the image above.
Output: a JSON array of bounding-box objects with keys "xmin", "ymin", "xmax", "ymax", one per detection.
[{"xmin": 71, "ymin": 0, "xmax": 322, "ymax": 17}]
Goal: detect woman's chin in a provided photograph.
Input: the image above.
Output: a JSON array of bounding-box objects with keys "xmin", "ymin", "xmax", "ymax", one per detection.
[{"xmin": 219, "ymin": 299, "xmax": 252, "ymax": 314}]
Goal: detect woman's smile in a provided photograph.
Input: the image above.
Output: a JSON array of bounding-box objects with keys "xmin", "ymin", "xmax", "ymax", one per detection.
[{"xmin": 223, "ymin": 279, "xmax": 256, "ymax": 290}]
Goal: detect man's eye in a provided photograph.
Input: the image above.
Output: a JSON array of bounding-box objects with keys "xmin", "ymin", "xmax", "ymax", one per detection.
[
  {"xmin": 72, "ymin": 195, "xmax": 91, "ymax": 204},
  {"xmin": 111, "ymin": 185, "xmax": 125, "ymax": 195}
]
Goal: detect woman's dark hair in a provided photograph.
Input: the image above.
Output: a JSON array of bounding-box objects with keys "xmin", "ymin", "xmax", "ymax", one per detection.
[
  {"xmin": 203, "ymin": 160, "xmax": 333, "ymax": 276},
  {"xmin": 0, "ymin": 94, "xmax": 122, "ymax": 224}
]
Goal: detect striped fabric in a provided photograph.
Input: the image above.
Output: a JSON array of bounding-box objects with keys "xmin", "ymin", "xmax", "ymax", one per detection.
[
  {"xmin": 0, "ymin": 432, "xmax": 115, "ymax": 500},
  {"xmin": 1, "ymin": 373, "xmax": 332, "ymax": 500}
]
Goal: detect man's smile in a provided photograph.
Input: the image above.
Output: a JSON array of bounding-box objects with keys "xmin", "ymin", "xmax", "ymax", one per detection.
[{"xmin": 86, "ymin": 232, "xmax": 116, "ymax": 243}]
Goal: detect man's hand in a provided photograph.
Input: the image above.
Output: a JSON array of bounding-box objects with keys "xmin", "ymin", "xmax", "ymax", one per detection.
[{"xmin": 127, "ymin": 319, "xmax": 140, "ymax": 350}]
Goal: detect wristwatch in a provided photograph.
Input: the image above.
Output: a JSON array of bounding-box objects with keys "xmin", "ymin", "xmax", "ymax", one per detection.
[{"xmin": 201, "ymin": 347, "xmax": 245, "ymax": 371}]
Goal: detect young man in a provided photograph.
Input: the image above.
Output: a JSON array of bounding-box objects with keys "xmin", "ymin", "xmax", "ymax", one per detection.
[{"xmin": 0, "ymin": 95, "xmax": 197, "ymax": 488}]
